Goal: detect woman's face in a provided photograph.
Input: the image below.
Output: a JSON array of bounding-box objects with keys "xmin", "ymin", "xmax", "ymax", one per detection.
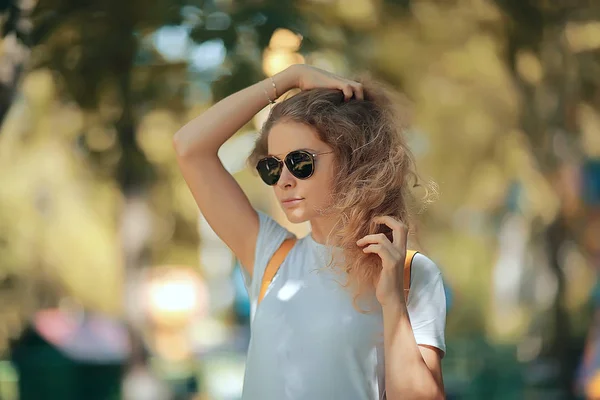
[{"xmin": 267, "ymin": 120, "xmax": 336, "ymax": 224}]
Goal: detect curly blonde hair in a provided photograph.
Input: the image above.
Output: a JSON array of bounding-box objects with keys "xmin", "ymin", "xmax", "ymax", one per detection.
[{"xmin": 249, "ymin": 77, "xmax": 436, "ymax": 307}]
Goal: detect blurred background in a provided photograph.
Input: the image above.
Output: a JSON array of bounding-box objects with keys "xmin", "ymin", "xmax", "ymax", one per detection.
[{"xmin": 0, "ymin": 0, "xmax": 599, "ymax": 399}]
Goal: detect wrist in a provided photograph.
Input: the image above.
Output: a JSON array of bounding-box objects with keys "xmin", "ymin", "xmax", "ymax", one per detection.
[
  {"xmin": 380, "ymin": 293, "xmax": 407, "ymax": 314},
  {"xmin": 272, "ymin": 65, "xmax": 300, "ymax": 95}
]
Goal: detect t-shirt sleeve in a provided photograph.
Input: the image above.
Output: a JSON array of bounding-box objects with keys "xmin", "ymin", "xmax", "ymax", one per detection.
[
  {"xmin": 240, "ymin": 210, "xmax": 293, "ymax": 319},
  {"xmin": 406, "ymin": 253, "xmax": 447, "ymax": 356}
]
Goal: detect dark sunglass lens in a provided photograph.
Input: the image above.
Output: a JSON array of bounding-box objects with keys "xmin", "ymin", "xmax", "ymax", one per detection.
[
  {"xmin": 256, "ymin": 157, "xmax": 282, "ymax": 185},
  {"xmin": 285, "ymin": 151, "xmax": 314, "ymax": 179}
]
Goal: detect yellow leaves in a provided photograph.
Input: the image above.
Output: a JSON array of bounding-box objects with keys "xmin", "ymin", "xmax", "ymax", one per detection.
[
  {"xmin": 565, "ymin": 21, "xmax": 600, "ymax": 53},
  {"xmin": 269, "ymin": 28, "xmax": 302, "ymax": 52},
  {"xmin": 411, "ymin": 0, "xmax": 500, "ymax": 44},
  {"xmin": 335, "ymin": 0, "xmax": 379, "ymax": 30},
  {"xmin": 464, "ymin": 0, "xmax": 502, "ymax": 22},
  {"xmin": 497, "ymin": 130, "xmax": 560, "ymax": 224},
  {"xmin": 465, "ymin": 162, "xmax": 508, "ymax": 212},
  {"xmin": 371, "ymin": 26, "xmax": 416, "ymax": 79},
  {"xmin": 563, "ymin": 244, "xmax": 596, "ymax": 312},
  {"xmin": 516, "ymin": 50, "xmax": 544, "ymax": 85},
  {"xmin": 172, "ymin": 175, "xmax": 201, "ymax": 224},
  {"xmin": 136, "ymin": 109, "xmax": 180, "ymax": 165},
  {"xmin": 308, "ymin": 24, "xmax": 346, "ymax": 48},
  {"xmin": 52, "ymin": 104, "xmax": 85, "ymax": 141},
  {"xmin": 0, "ymin": 136, "xmax": 123, "ymax": 314},
  {"xmin": 263, "ymin": 28, "xmax": 305, "ymax": 77},
  {"xmin": 578, "ymin": 103, "xmax": 600, "ymax": 157},
  {"xmin": 21, "ymin": 69, "xmax": 55, "ymax": 112},
  {"xmin": 85, "ymin": 125, "xmax": 118, "ymax": 152},
  {"xmin": 502, "ymin": 130, "xmax": 534, "ymax": 174},
  {"xmin": 489, "ymin": 307, "xmax": 530, "ymax": 343},
  {"xmin": 41, "ymin": 182, "xmax": 123, "ymax": 313},
  {"xmin": 305, "ymin": 50, "xmax": 350, "ymax": 77},
  {"xmin": 519, "ymin": 166, "xmax": 560, "ymax": 226},
  {"xmin": 262, "ymin": 48, "xmax": 305, "ymax": 77},
  {"xmin": 464, "ymin": 35, "xmax": 503, "ymax": 79}
]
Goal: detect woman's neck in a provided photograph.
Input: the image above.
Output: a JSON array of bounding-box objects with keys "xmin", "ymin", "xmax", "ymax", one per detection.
[{"xmin": 309, "ymin": 214, "xmax": 338, "ymax": 245}]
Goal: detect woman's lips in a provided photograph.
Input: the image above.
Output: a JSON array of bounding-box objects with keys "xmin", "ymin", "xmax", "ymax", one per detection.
[{"xmin": 282, "ymin": 198, "xmax": 304, "ymax": 208}]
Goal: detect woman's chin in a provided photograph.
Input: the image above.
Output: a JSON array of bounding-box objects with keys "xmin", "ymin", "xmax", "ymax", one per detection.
[{"xmin": 283, "ymin": 208, "xmax": 309, "ymax": 224}]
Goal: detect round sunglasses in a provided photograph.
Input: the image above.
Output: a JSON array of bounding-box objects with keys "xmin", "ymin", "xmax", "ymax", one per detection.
[{"xmin": 256, "ymin": 149, "xmax": 333, "ymax": 185}]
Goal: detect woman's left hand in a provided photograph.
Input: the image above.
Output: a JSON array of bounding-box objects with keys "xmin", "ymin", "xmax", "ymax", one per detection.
[{"xmin": 357, "ymin": 216, "xmax": 408, "ymax": 307}]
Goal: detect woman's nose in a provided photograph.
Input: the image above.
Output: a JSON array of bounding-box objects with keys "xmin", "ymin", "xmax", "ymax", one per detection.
[{"xmin": 277, "ymin": 165, "xmax": 296, "ymax": 189}]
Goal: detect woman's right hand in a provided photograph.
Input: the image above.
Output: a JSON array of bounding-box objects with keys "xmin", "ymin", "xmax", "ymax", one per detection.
[{"xmin": 287, "ymin": 64, "xmax": 364, "ymax": 101}]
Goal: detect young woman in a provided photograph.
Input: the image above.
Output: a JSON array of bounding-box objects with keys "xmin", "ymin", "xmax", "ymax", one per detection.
[{"xmin": 174, "ymin": 65, "xmax": 446, "ymax": 400}]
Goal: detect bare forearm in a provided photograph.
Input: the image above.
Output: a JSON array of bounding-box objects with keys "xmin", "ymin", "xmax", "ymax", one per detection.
[
  {"xmin": 383, "ymin": 302, "xmax": 444, "ymax": 400},
  {"xmin": 173, "ymin": 66, "xmax": 298, "ymax": 157}
]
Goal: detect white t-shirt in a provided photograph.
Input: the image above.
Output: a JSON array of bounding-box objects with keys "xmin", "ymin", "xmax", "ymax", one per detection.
[{"xmin": 241, "ymin": 211, "xmax": 446, "ymax": 400}]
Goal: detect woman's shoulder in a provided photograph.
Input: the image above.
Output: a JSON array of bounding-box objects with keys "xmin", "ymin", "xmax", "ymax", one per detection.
[
  {"xmin": 256, "ymin": 210, "xmax": 292, "ymax": 237},
  {"xmin": 254, "ymin": 210, "xmax": 296, "ymax": 262},
  {"xmin": 406, "ymin": 252, "xmax": 446, "ymax": 315},
  {"xmin": 410, "ymin": 252, "xmax": 443, "ymax": 286}
]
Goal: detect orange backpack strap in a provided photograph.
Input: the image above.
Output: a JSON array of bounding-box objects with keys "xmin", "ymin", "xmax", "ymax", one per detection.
[
  {"xmin": 404, "ymin": 250, "xmax": 419, "ymax": 302},
  {"xmin": 258, "ymin": 238, "xmax": 297, "ymax": 305}
]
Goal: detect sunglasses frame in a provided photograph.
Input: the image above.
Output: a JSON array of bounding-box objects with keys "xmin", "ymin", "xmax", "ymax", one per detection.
[{"xmin": 256, "ymin": 149, "xmax": 333, "ymax": 185}]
